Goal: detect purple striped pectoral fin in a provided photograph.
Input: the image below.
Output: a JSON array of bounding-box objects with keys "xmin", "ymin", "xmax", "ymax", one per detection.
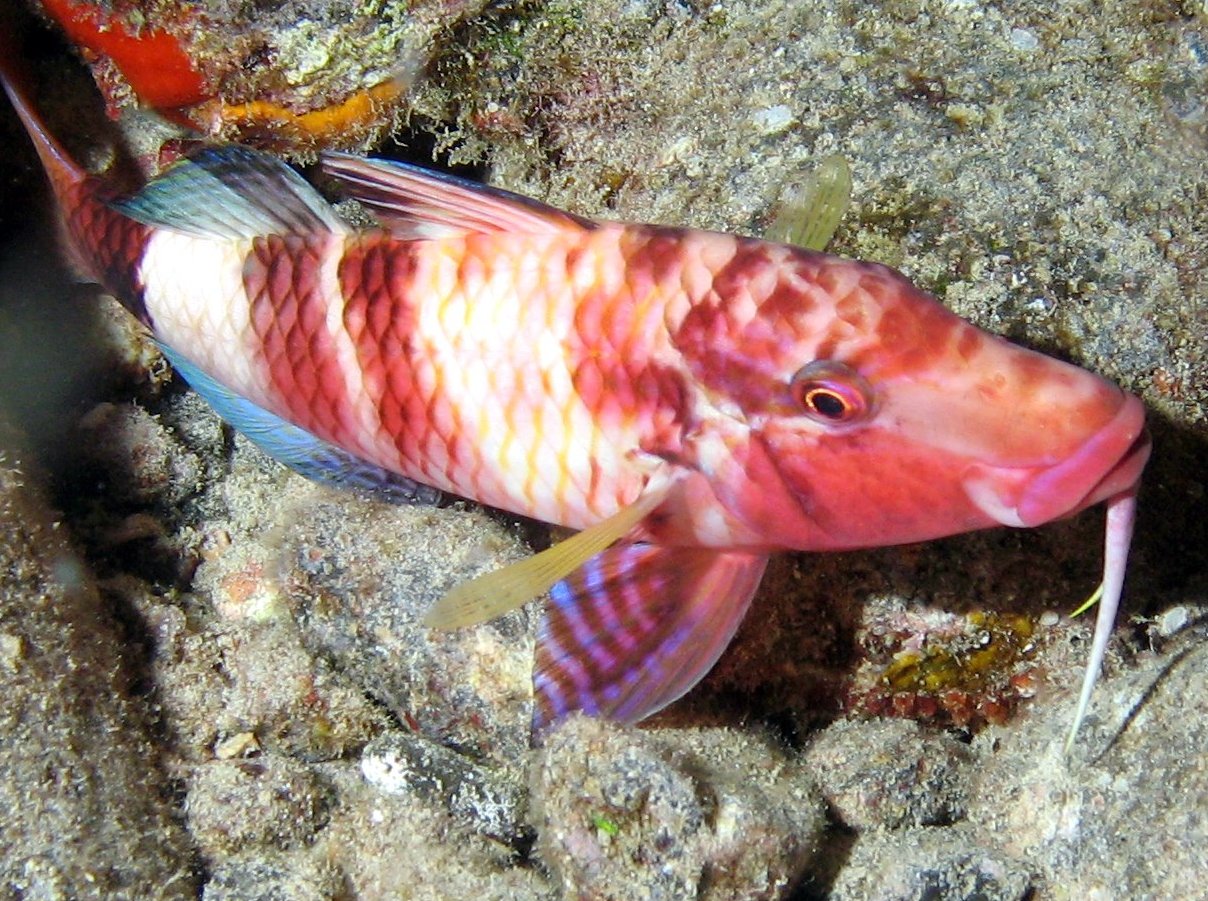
[{"xmin": 533, "ymin": 544, "xmax": 769, "ymax": 733}]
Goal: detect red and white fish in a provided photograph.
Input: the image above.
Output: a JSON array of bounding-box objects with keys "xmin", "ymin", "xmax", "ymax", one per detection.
[{"xmin": 2, "ymin": 60, "xmax": 1149, "ymax": 745}]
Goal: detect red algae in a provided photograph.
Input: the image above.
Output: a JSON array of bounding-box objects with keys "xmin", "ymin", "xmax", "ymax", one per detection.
[
  {"xmin": 39, "ymin": 0, "xmax": 209, "ymax": 109},
  {"xmin": 31, "ymin": 0, "xmax": 451, "ymax": 153}
]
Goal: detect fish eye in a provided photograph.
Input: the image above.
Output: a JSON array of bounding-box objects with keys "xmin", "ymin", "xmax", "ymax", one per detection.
[{"xmin": 789, "ymin": 360, "xmax": 874, "ymax": 424}]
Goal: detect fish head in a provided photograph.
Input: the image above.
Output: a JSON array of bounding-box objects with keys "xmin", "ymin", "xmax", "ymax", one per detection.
[{"xmin": 678, "ymin": 244, "xmax": 1150, "ymax": 550}]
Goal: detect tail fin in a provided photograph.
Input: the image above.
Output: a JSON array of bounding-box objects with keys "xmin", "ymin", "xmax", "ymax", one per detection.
[
  {"xmin": 0, "ymin": 33, "xmax": 89, "ymax": 207},
  {"xmin": 0, "ymin": 22, "xmax": 124, "ymax": 289}
]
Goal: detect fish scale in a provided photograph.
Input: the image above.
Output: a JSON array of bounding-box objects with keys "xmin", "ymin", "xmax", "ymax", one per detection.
[
  {"xmin": 63, "ymin": 184, "xmax": 154, "ymax": 312},
  {"xmin": 247, "ymin": 233, "xmax": 354, "ymax": 446},
  {"xmin": 337, "ymin": 229, "xmax": 656, "ymax": 524},
  {"xmin": 3, "ymin": 55, "xmax": 1149, "ymax": 744}
]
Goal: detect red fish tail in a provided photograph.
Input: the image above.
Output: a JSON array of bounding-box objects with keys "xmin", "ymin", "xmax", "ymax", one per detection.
[
  {"xmin": 0, "ymin": 46, "xmax": 88, "ymax": 212},
  {"xmin": 0, "ymin": 37, "xmax": 155, "ymax": 317}
]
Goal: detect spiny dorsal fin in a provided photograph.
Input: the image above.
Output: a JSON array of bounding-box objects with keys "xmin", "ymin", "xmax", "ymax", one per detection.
[
  {"xmin": 114, "ymin": 146, "xmax": 344, "ymax": 239},
  {"xmin": 320, "ymin": 151, "xmax": 594, "ymax": 239},
  {"xmin": 533, "ymin": 546, "xmax": 769, "ymax": 733}
]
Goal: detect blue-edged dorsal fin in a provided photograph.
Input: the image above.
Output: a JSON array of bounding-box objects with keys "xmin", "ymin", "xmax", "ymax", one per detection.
[
  {"xmin": 320, "ymin": 151, "xmax": 595, "ymax": 239},
  {"xmin": 159, "ymin": 344, "xmax": 440, "ymax": 505},
  {"xmin": 114, "ymin": 146, "xmax": 345, "ymax": 239},
  {"xmin": 533, "ymin": 545, "xmax": 769, "ymax": 734}
]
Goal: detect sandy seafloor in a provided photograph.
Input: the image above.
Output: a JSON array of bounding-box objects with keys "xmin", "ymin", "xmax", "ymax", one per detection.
[{"xmin": 0, "ymin": 1, "xmax": 1206, "ymax": 898}]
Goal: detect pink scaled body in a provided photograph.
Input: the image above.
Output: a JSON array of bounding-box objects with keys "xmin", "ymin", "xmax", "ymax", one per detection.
[
  {"xmin": 142, "ymin": 216, "xmax": 1146, "ymax": 549},
  {"xmin": 3, "ymin": 59, "xmax": 1149, "ymax": 740}
]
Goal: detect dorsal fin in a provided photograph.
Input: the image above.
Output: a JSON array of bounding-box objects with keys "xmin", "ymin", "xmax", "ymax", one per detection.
[
  {"xmin": 320, "ymin": 151, "xmax": 595, "ymax": 239},
  {"xmin": 114, "ymin": 146, "xmax": 345, "ymax": 239}
]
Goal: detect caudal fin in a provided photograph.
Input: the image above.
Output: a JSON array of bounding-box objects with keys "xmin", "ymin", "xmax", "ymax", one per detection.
[
  {"xmin": 0, "ymin": 34, "xmax": 89, "ymax": 205},
  {"xmin": 0, "ymin": 22, "xmax": 145, "ymax": 293}
]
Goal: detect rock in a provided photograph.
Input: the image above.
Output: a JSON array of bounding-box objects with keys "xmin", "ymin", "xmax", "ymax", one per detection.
[
  {"xmin": 278, "ymin": 493, "xmax": 537, "ymax": 766},
  {"xmin": 829, "ymin": 826, "xmax": 1031, "ymax": 901},
  {"xmin": 533, "ymin": 716, "xmax": 825, "ymax": 900},
  {"xmin": 75, "ymin": 401, "xmax": 204, "ymax": 508},
  {"xmin": 966, "ymin": 639, "xmax": 1208, "ymax": 898},
  {"xmin": 360, "ymin": 732, "xmax": 532, "ymax": 849},
  {"xmin": 202, "ymin": 853, "xmax": 343, "ymax": 901},
  {"xmin": 315, "ymin": 763, "xmax": 557, "ymax": 901},
  {"xmin": 0, "ymin": 432, "xmax": 195, "ymax": 897},
  {"xmin": 804, "ymin": 718, "xmax": 973, "ymax": 829},
  {"xmin": 144, "ymin": 595, "xmax": 389, "ymax": 762},
  {"xmin": 187, "ymin": 756, "xmax": 332, "ymax": 856}
]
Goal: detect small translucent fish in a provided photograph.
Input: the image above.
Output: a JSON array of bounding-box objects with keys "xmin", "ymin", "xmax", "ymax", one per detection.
[
  {"xmin": 766, "ymin": 153, "xmax": 853, "ymax": 251},
  {"xmin": 1, "ymin": 51, "xmax": 1149, "ymax": 745}
]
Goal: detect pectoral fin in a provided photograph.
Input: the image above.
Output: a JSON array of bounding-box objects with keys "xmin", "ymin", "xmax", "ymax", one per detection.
[
  {"xmin": 533, "ymin": 545, "xmax": 769, "ymax": 732},
  {"xmin": 766, "ymin": 153, "xmax": 853, "ymax": 252}
]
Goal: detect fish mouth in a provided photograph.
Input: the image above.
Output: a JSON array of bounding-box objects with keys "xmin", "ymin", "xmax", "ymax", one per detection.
[{"xmin": 962, "ymin": 394, "xmax": 1151, "ymax": 528}]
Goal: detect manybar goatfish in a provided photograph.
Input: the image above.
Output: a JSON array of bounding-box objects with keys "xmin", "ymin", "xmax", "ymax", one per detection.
[{"xmin": 2, "ymin": 62, "xmax": 1149, "ymax": 745}]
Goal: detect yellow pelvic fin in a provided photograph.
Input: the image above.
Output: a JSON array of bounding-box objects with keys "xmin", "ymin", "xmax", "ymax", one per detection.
[
  {"xmin": 423, "ymin": 475, "xmax": 675, "ymax": 630},
  {"xmin": 766, "ymin": 153, "xmax": 853, "ymax": 252},
  {"xmin": 1069, "ymin": 582, "xmax": 1103, "ymax": 618}
]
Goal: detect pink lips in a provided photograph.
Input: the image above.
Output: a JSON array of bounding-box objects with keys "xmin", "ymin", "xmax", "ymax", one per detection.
[{"xmin": 963, "ymin": 393, "xmax": 1151, "ymax": 529}]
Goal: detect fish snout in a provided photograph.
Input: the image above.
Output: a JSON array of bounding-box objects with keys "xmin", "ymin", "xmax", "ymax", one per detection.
[{"xmin": 961, "ymin": 393, "xmax": 1150, "ymax": 528}]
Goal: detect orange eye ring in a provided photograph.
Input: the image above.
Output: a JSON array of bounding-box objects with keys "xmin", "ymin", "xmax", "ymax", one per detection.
[{"xmin": 789, "ymin": 360, "xmax": 874, "ymax": 424}]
